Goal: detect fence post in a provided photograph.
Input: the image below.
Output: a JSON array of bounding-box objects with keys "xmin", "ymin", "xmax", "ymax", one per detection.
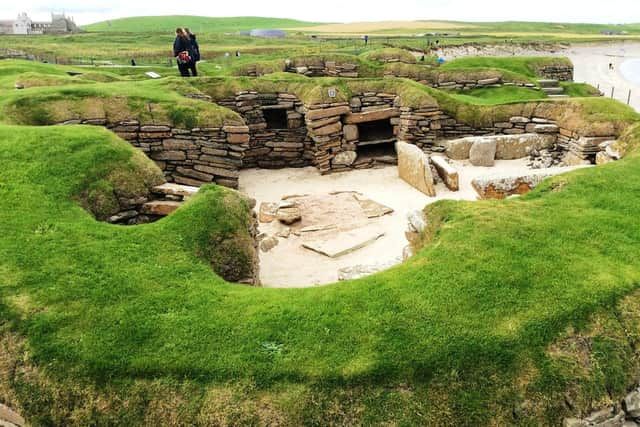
[
  {"xmin": 628, "ymin": 90, "xmax": 632, "ymax": 105},
  {"xmin": 611, "ymin": 87, "xmax": 615, "ymax": 98}
]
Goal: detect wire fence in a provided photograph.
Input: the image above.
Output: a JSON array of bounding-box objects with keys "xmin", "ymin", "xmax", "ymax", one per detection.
[{"xmin": 593, "ymin": 82, "xmax": 634, "ymax": 106}]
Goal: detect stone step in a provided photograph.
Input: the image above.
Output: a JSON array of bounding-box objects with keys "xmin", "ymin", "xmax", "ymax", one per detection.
[
  {"xmin": 537, "ymin": 79, "xmax": 559, "ymax": 88},
  {"xmin": 548, "ymin": 94, "xmax": 570, "ymax": 98},
  {"xmin": 141, "ymin": 201, "xmax": 182, "ymax": 216},
  {"xmin": 151, "ymin": 183, "xmax": 199, "ymax": 199},
  {"xmin": 542, "ymin": 87, "xmax": 564, "ymax": 95}
]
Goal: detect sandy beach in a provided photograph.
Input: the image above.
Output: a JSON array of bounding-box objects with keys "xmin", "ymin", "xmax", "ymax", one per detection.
[{"xmin": 567, "ymin": 42, "xmax": 640, "ymax": 111}]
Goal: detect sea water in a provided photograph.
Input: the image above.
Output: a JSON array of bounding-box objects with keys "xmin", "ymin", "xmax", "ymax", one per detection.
[{"xmin": 620, "ymin": 59, "xmax": 640, "ymax": 86}]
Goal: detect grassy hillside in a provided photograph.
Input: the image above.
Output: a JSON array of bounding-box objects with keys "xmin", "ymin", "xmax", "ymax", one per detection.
[
  {"xmin": 3, "ymin": 119, "xmax": 640, "ymax": 424},
  {"xmin": 83, "ymin": 15, "xmax": 321, "ymax": 33}
]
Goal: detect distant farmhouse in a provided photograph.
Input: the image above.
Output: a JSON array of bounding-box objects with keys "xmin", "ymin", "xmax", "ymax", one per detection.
[{"xmin": 0, "ymin": 12, "xmax": 79, "ymax": 35}]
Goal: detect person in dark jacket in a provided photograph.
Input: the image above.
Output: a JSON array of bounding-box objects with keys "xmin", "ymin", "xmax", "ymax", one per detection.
[
  {"xmin": 173, "ymin": 28, "xmax": 192, "ymax": 77},
  {"xmin": 184, "ymin": 28, "xmax": 200, "ymax": 77}
]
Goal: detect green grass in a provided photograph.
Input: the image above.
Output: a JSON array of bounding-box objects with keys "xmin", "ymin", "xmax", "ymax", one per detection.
[
  {"xmin": 3, "ymin": 120, "xmax": 640, "ymax": 424},
  {"xmin": 441, "ymin": 56, "xmax": 572, "ymax": 78},
  {"xmin": 450, "ymin": 86, "xmax": 547, "ymax": 105},
  {"xmin": 2, "ymin": 58, "xmax": 640, "ymax": 424},
  {"xmin": 83, "ymin": 16, "xmax": 320, "ymax": 33}
]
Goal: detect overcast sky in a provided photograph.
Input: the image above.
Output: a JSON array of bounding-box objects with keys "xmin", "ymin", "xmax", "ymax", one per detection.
[{"xmin": 2, "ymin": 0, "xmax": 638, "ymax": 25}]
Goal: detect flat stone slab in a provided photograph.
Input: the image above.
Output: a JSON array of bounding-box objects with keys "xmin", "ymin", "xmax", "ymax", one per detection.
[
  {"xmin": 431, "ymin": 155, "xmax": 459, "ymax": 191},
  {"xmin": 141, "ymin": 200, "xmax": 182, "ymax": 216},
  {"xmin": 343, "ymin": 108, "xmax": 400, "ymax": 124},
  {"xmin": 259, "ymin": 202, "xmax": 279, "ymax": 223},
  {"xmin": 353, "ymin": 194, "xmax": 394, "ymax": 218},
  {"xmin": 152, "ymin": 183, "xmax": 199, "ymax": 198},
  {"xmin": 303, "ymin": 228, "xmax": 385, "ymax": 258},
  {"xmin": 338, "ymin": 257, "xmax": 402, "ymax": 281},
  {"xmin": 396, "ymin": 141, "xmax": 436, "ymax": 197}
]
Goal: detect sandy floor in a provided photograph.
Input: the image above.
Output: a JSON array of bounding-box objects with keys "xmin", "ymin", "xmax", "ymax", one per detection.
[{"xmin": 240, "ymin": 159, "xmax": 539, "ymax": 288}]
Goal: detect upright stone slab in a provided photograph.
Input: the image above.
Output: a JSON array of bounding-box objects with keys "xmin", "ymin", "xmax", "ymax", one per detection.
[
  {"xmin": 396, "ymin": 141, "xmax": 436, "ymax": 197},
  {"xmin": 431, "ymin": 155, "xmax": 459, "ymax": 191},
  {"xmin": 469, "ymin": 139, "xmax": 497, "ymax": 167}
]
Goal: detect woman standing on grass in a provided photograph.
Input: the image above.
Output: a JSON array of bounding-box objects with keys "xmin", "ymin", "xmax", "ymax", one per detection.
[
  {"xmin": 185, "ymin": 28, "xmax": 200, "ymax": 77},
  {"xmin": 173, "ymin": 28, "xmax": 193, "ymax": 77}
]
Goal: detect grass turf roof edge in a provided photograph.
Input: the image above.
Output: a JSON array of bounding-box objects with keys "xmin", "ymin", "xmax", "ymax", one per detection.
[
  {"xmin": 1, "ymin": 73, "xmax": 636, "ymax": 138},
  {"xmin": 0, "ymin": 78, "xmax": 244, "ymax": 128}
]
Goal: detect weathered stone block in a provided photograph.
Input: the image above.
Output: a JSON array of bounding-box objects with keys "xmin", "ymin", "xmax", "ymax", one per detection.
[
  {"xmin": 162, "ymin": 139, "xmax": 198, "ymax": 150},
  {"xmin": 469, "ymin": 140, "xmax": 497, "ymax": 167},
  {"xmin": 227, "ymin": 133, "xmax": 250, "ymax": 144},
  {"xmin": 431, "ymin": 155, "xmax": 459, "ymax": 191},
  {"xmin": 313, "ymin": 121, "xmax": 342, "ymax": 137},
  {"xmin": 344, "ymin": 108, "xmax": 399, "ymax": 124},
  {"xmin": 151, "ymin": 150, "xmax": 186, "ymax": 161},
  {"xmin": 343, "ymin": 124, "xmax": 359, "ymax": 141},
  {"xmin": 141, "ymin": 200, "xmax": 182, "ymax": 216},
  {"xmin": 396, "ymin": 141, "xmax": 435, "ymax": 197},
  {"xmin": 305, "ymin": 105, "xmax": 350, "ymax": 121},
  {"xmin": 332, "ymin": 151, "xmax": 357, "ymax": 166}
]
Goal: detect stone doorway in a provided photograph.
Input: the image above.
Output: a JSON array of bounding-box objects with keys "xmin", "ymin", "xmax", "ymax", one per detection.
[{"xmin": 354, "ymin": 118, "xmax": 397, "ymax": 165}]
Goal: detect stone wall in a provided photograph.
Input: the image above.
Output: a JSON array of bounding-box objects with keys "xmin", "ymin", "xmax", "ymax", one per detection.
[
  {"xmin": 382, "ymin": 70, "xmax": 537, "ymax": 91},
  {"xmin": 60, "ymin": 87, "xmax": 609, "ymax": 182},
  {"xmin": 217, "ymin": 92, "xmax": 314, "ymax": 168},
  {"xmin": 61, "ymin": 118, "xmax": 250, "ymax": 189},
  {"xmin": 284, "ymin": 59, "xmax": 359, "ymax": 78},
  {"xmin": 539, "ymin": 64, "xmax": 574, "ymax": 82}
]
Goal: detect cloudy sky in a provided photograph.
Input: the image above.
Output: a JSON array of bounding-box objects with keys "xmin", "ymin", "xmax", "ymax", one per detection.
[{"xmin": 2, "ymin": 0, "xmax": 638, "ymax": 25}]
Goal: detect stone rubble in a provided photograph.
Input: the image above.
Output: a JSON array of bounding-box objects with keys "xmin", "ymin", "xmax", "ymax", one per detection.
[{"xmin": 565, "ymin": 387, "xmax": 640, "ymax": 427}]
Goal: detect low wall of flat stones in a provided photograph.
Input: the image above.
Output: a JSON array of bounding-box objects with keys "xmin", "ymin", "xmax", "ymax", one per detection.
[
  {"xmin": 539, "ymin": 64, "xmax": 574, "ymax": 82},
  {"xmin": 382, "ymin": 71, "xmax": 537, "ymax": 91},
  {"xmin": 217, "ymin": 92, "xmax": 314, "ymax": 168},
  {"xmin": 284, "ymin": 60, "xmax": 359, "ymax": 78},
  {"xmin": 60, "ymin": 119, "xmax": 249, "ymax": 189}
]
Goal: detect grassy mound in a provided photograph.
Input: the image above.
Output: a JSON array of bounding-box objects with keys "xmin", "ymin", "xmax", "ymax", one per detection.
[
  {"xmin": 450, "ymin": 86, "xmax": 548, "ymax": 105},
  {"xmin": 441, "ymin": 56, "xmax": 573, "ymax": 78},
  {"xmin": 361, "ymin": 48, "xmax": 417, "ymax": 64},
  {"xmin": 2, "ymin": 114, "xmax": 640, "ymax": 424},
  {"xmin": 0, "ymin": 79, "xmax": 243, "ymax": 128}
]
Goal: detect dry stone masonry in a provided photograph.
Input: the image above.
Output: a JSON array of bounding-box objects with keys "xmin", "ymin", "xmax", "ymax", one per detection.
[{"xmin": 564, "ymin": 386, "xmax": 640, "ymax": 427}]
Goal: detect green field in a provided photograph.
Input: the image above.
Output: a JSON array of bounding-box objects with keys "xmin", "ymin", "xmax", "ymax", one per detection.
[
  {"xmin": 1, "ymin": 15, "xmax": 639, "ymax": 67},
  {"xmin": 83, "ymin": 15, "xmax": 322, "ymax": 33}
]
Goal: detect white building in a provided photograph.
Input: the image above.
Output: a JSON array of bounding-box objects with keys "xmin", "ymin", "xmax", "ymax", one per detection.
[{"xmin": 0, "ymin": 12, "xmax": 79, "ymax": 35}]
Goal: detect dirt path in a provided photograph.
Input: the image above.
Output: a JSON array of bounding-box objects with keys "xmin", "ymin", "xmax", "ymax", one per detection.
[{"xmin": 240, "ymin": 160, "xmax": 536, "ymax": 288}]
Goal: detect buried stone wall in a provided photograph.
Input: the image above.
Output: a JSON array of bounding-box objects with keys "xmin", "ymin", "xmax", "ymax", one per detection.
[
  {"xmin": 61, "ymin": 118, "xmax": 250, "ymax": 189},
  {"xmin": 217, "ymin": 92, "xmax": 315, "ymax": 168}
]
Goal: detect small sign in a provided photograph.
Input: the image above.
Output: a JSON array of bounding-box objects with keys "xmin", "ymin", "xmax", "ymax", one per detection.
[
  {"xmin": 145, "ymin": 72, "xmax": 161, "ymax": 79},
  {"xmin": 328, "ymin": 88, "xmax": 337, "ymax": 98}
]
